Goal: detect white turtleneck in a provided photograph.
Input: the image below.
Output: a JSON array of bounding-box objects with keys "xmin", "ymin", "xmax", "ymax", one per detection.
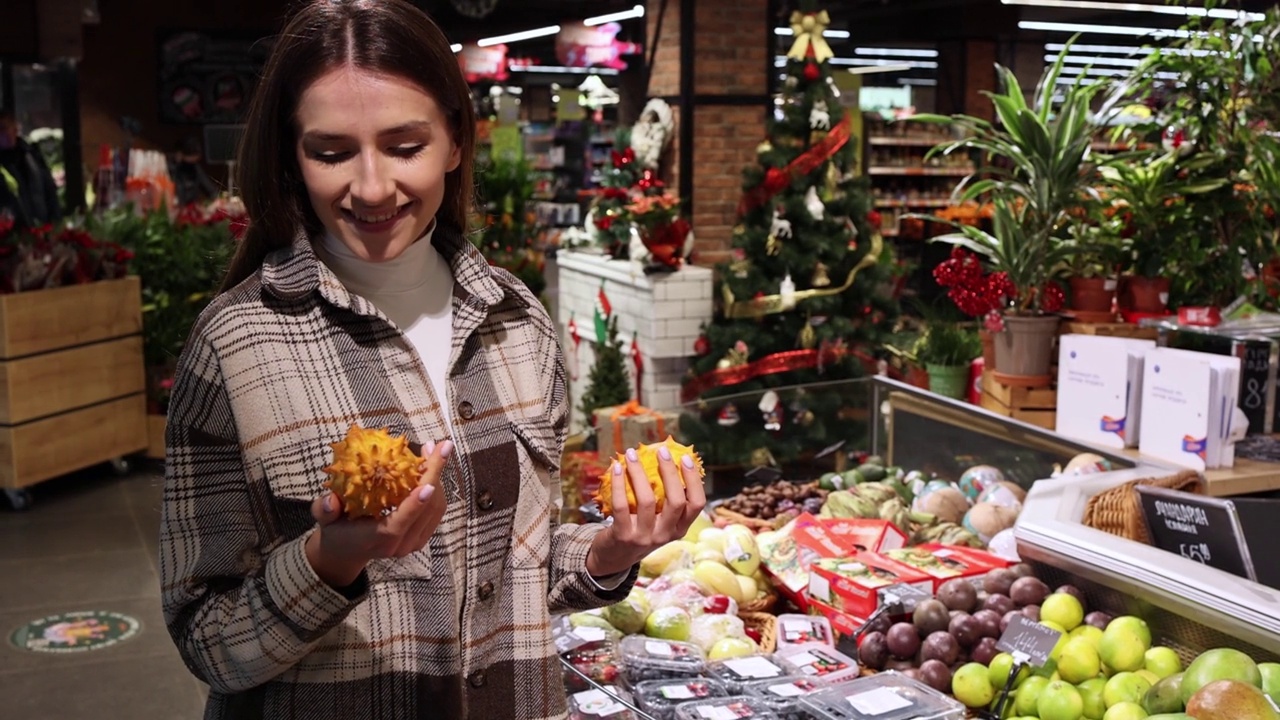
[{"xmin": 318, "ymin": 225, "xmax": 454, "ymax": 434}]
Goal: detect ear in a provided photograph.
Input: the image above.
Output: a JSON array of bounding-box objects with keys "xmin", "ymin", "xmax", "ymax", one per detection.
[{"xmin": 446, "ymin": 140, "xmax": 462, "ymax": 173}]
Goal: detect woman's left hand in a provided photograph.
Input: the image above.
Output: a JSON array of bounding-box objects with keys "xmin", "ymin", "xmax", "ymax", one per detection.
[{"xmin": 585, "ymin": 444, "xmax": 707, "ymax": 578}]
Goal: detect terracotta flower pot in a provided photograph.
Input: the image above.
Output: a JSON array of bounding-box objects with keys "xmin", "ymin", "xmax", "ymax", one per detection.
[
  {"xmin": 1068, "ymin": 276, "xmax": 1117, "ymax": 323},
  {"xmin": 1122, "ymin": 275, "xmax": 1170, "ymax": 315},
  {"xmin": 992, "ymin": 314, "xmax": 1061, "ymax": 386}
]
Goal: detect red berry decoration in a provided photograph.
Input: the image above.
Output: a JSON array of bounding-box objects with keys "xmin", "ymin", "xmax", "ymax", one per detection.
[
  {"xmin": 694, "ymin": 335, "xmax": 711, "ymax": 356},
  {"xmin": 1041, "ymin": 282, "xmax": 1065, "ymax": 313},
  {"xmin": 804, "ymin": 62, "xmax": 820, "ymax": 82}
]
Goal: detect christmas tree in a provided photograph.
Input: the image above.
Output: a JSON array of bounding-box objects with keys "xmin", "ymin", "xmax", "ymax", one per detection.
[
  {"xmin": 680, "ymin": 1, "xmax": 901, "ymax": 470},
  {"xmin": 578, "ymin": 286, "xmax": 632, "ymax": 425}
]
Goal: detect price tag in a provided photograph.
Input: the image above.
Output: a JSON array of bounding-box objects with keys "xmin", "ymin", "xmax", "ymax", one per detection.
[
  {"xmin": 697, "ymin": 707, "xmax": 739, "ymax": 720},
  {"xmin": 1137, "ymin": 485, "xmax": 1256, "ymax": 582},
  {"xmin": 847, "ymin": 687, "xmax": 913, "ymax": 715},
  {"xmin": 660, "ymin": 684, "xmax": 696, "ymax": 700},
  {"xmin": 646, "ymin": 640, "xmax": 674, "ymax": 657},
  {"xmin": 725, "ymin": 656, "xmax": 783, "ymax": 679},
  {"xmin": 996, "ymin": 614, "xmax": 1062, "ymax": 668},
  {"xmin": 808, "ymin": 573, "xmax": 833, "ymax": 604},
  {"xmin": 785, "ymin": 650, "xmax": 821, "ymax": 670},
  {"xmin": 572, "ymin": 688, "xmax": 626, "ymax": 717},
  {"xmin": 574, "ymin": 626, "xmax": 607, "ymax": 642},
  {"xmin": 768, "ymin": 682, "xmax": 807, "ymax": 698},
  {"xmin": 782, "ymin": 618, "xmax": 814, "ymax": 636}
]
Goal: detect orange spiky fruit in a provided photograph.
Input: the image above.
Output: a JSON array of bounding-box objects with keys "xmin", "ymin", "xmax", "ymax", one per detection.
[
  {"xmin": 322, "ymin": 424, "xmax": 424, "ymax": 518},
  {"xmin": 593, "ymin": 436, "xmax": 705, "ymax": 516}
]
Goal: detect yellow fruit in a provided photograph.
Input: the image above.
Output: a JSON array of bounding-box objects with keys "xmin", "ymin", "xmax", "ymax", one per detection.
[
  {"xmin": 693, "ymin": 560, "xmax": 745, "ymax": 603},
  {"xmin": 640, "ymin": 541, "xmax": 695, "ymax": 577},
  {"xmin": 723, "ymin": 525, "xmax": 761, "ymax": 576},
  {"xmin": 322, "ymin": 424, "xmax": 424, "ymax": 518},
  {"xmin": 594, "ymin": 437, "xmax": 705, "ymax": 516},
  {"xmin": 736, "ymin": 575, "xmax": 758, "ymax": 601}
]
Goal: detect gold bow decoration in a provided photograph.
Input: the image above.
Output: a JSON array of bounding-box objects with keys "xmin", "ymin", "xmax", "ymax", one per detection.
[
  {"xmin": 787, "ymin": 10, "xmax": 834, "ymax": 63},
  {"xmin": 721, "ymin": 232, "xmax": 884, "ymax": 320}
]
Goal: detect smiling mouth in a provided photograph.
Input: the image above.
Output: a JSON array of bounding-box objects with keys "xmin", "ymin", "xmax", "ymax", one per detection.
[{"xmin": 344, "ymin": 202, "xmax": 414, "ymax": 226}]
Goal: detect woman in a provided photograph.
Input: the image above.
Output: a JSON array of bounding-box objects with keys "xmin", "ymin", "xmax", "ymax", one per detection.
[{"xmin": 159, "ymin": 2, "xmax": 706, "ymax": 718}]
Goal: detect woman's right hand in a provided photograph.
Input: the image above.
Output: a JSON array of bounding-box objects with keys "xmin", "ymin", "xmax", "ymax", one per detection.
[{"xmin": 304, "ymin": 440, "xmax": 452, "ymax": 588}]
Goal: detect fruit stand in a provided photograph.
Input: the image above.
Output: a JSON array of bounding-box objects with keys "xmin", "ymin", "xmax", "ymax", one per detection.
[{"xmin": 556, "ymin": 377, "xmax": 1280, "ymax": 720}]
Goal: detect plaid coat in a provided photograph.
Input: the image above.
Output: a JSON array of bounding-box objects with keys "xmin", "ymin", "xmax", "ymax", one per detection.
[{"xmin": 160, "ymin": 225, "xmax": 636, "ymax": 720}]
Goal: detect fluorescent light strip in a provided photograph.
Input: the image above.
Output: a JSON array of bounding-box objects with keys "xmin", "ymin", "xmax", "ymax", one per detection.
[
  {"xmin": 508, "ymin": 65, "xmax": 620, "ymax": 75},
  {"xmin": 1048, "ymin": 54, "xmax": 1144, "ymax": 67},
  {"xmin": 584, "ymin": 4, "xmax": 645, "ymax": 26},
  {"xmin": 775, "ymin": 27, "xmax": 851, "ymax": 38},
  {"xmin": 1057, "ymin": 67, "xmax": 1181, "ymax": 80},
  {"xmin": 831, "ymin": 58, "xmax": 938, "ymax": 69},
  {"xmin": 451, "ymin": 43, "xmax": 463, "ymax": 53},
  {"xmin": 1019, "ymin": 20, "xmax": 1188, "ymax": 38},
  {"xmin": 1000, "ymin": 0, "xmax": 1264, "ymax": 22},
  {"xmin": 1045, "ymin": 42, "xmax": 1222, "ymax": 57},
  {"xmin": 899, "ymin": 78, "xmax": 938, "ymax": 86},
  {"xmin": 477, "ymin": 25, "xmax": 560, "ymax": 47},
  {"xmin": 854, "ymin": 47, "xmax": 939, "ymax": 58},
  {"xmin": 847, "ymin": 64, "xmax": 916, "ymax": 75}
]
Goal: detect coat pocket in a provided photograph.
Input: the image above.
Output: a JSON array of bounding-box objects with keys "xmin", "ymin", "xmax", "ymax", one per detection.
[{"xmin": 507, "ymin": 417, "xmax": 557, "ymax": 569}]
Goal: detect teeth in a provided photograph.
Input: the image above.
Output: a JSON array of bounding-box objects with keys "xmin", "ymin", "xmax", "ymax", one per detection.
[{"xmin": 352, "ymin": 208, "xmax": 399, "ymax": 223}]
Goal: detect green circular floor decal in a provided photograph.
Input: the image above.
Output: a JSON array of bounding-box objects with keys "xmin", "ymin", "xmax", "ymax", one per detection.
[{"xmin": 10, "ymin": 611, "xmax": 140, "ymax": 653}]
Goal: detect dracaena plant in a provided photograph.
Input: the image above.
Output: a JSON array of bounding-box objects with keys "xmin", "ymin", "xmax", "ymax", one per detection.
[{"xmin": 907, "ymin": 39, "xmax": 1108, "ymax": 315}]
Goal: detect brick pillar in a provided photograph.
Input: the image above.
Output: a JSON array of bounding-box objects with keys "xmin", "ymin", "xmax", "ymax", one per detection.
[
  {"xmin": 937, "ymin": 40, "xmax": 997, "ymax": 121},
  {"xmin": 645, "ymin": 0, "xmax": 770, "ymax": 267}
]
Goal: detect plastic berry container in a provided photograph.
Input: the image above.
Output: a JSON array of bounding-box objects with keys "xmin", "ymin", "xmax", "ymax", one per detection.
[
  {"xmin": 672, "ymin": 695, "xmax": 779, "ymax": 720},
  {"xmin": 567, "ymin": 684, "xmax": 639, "ymax": 720},
  {"xmin": 633, "ymin": 678, "xmax": 730, "ymax": 720},
  {"xmin": 797, "ymin": 672, "xmax": 966, "ymax": 720},
  {"xmin": 742, "ymin": 676, "xmax": 825, "ymax": 720},
  {"xmin": 774, "ymin": 643, "xmax": 860, "ymax": 685},
  {"xmin": 706, "ymin": 655, "xmax": 789, "ymax": 694},
  {"xmin": 774, "ymin": 614, "xmax": 835, "ymax": 650},
  {"xmin": 619, "ymin": 636, "xmax": 707, "ymax": 686},
  {"xmin": 562, "ymin": 638, "xmax": 623, "ymax": 693}
]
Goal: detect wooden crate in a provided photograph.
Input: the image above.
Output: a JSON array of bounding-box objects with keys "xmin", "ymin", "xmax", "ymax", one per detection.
[
  {"xmin": 1060, "ymin": 321, "xmax": 1159, "ymax": 341},
  {"xmin": 147, "ymin": 414, "xmax": 166, "ymax": 460},
  {"xmin": 980, "ymin": 371, "xmax": 1057, "ymax": 431},
  {"xmin": 0, "ymin": 278, "xmax": 148, "ymax": 490}
]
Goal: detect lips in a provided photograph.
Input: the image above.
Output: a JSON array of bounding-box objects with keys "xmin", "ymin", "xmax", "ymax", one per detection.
[{"xmin": 343, "ymin": 202, "xmax": 415, "ymax": 232}]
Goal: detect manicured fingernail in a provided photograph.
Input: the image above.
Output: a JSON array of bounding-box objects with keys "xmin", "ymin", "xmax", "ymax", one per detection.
[
  {"xmin": 613, "ymin": 461, "xmax": 623, "ymax": 476},
  {"xmin": 440, "ymin": 440, "xmax": 454, "ymax": 459},
  {"xmin": 418, "ymin": 484, "xmax": 435, "ymax": 502},
  {"xmin": 658, "ymin": 445, "xmax": 672, "ymax": 461},
  {"xmin": 682, "ymin": 454, "xmax": 695, "ymax": 469},
  {"xmin": 626, "ymin": 448, "xmax": 638, "ymax": 462},
  {"xmin": 424, "ymin": 440, "xmax": 436, "ymax": 455},
  {"xmin": 323, "ymin": 495, "xmax": 333, "ymax": 513}
]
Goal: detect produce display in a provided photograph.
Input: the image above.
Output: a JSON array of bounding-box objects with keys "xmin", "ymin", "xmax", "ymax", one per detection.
[
  {"xmin": 707, "ymin": 655, "xmax": 790, "ymax": 693},
  {"xmin": 671, "ymin": 696, "xmax": 776, "ymax": 720},
  {"xmin": 632, "ymin": 678, "xmax": 729, "ymax": 720},
  {"xmin": 741, "ymin": 676, "xmax": 825, "ymax": 719}
]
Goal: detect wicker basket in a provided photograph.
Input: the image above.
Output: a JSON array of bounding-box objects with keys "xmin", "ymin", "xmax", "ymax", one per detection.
[
  {"xmin": 739, "ymin": 611, "xmax": 778, "ymax": 654},
  {"xmin": 740, "ymin": 592, "xmax": 779, "ymax": 615},
  {"xmin": 1081, "ymin": 469, "xmax": 1203, "ymax": 543},
  {"xmin": 712, "ymin": 506, "xmax": 776, "ymax": 533}
]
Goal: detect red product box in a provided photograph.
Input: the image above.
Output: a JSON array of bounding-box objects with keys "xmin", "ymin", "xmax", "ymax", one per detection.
[
  {"xmin": 822, "ymin": 518, "xmax": 909, "ymax": 554},
  {"xmin": 807, "ymin": 553, "xmax": 934, "ymax": 619},
  {"xmin": 881, "ymin": 543, "xmax": 1011, "ymax": 591},
  {"xmin": 791, "ymin": 513, "xmax": 849, "ymax": 557},
  {"xmin": 758, "ymin": 514, "xmax": 849, "ymax": 613},
  {"xmin": 807, "ymin": 598, "xmax": 869, "ymax": 641}
]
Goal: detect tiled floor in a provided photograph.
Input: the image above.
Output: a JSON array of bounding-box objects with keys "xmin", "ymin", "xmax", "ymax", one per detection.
[{"xmin": 0, "ymin": 461, "xmax": 208, "ymax": 719}]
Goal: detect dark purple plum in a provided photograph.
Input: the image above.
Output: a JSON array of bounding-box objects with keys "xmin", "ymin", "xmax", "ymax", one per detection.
[{"xmin": 887, "ymin": 622, "xmax": 921, "ymax": 660}]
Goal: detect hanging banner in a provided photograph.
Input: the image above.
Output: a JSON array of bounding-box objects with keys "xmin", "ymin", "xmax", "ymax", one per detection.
[
  {"xmin": 555, "ymin": 22, "xmax": 642, "ymax": 70},
  {"xmin": 457, "ymin": 43, "xmax": 509, "ymax": 83}
]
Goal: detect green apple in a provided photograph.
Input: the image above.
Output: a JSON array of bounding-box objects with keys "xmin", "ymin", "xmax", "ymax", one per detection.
[
  {"xmin": 1039, "ymin": 680, "xmax": 1086, "ymax": 720},
  {"xmin": 1101, "ymin": 621, "xmax": 1151, "ymax": 674},
  {"xmin": 1105, "ymin": 672, "xmax": 1154, "ymax": 708},
  {"xmin": 1072, "ymin": 625, "xmax": 1105, "ymax": 653},
  {"xmin": 1260, "ymin": 662, "xmax": 1280, "ymax": 703},
  {"xmin": 1016, "ymin": 676, "xmax": 1052, "ymax": 717},
  {"xmin": 1143, "ymin": 647, "xmax": 1182, "ymax": 680},
  {"xmin": 954, "ymin": 662, "xmax": 997, "ymax": 708},
  {"xmin": 990, "ymin": 652, "xmax": 1031, "ymax": 691},
  {"xmin": 1107, "ymin": 616, "xmax": 1153, "ymax": 647},
  {"xmin": 1059, "ymin": 637, "xmax": 1104, "ymax": 684},
  {"xmin": 1103, "ymin": 701, "xmax": 1149, "ymax": 720},
  {"xmin": 1180, "ymin": 648, "xmax": 1262, "ymax": 705},
  {"xmin": 1079, "ymin": 677, "xmax": 1109, "ymax": 720},
  {"xmin": 1043, "ymin": 593, "xmax": 1086, "ymax": 631}
]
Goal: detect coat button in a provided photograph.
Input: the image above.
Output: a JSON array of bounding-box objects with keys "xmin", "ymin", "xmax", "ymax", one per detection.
[
  {"xmin": 468, "ymin": 670, "xmax": 486, "ymax": 688},
  {"xmin": 478, "ymin": 581, "xmax": 494, "ymax": 600},
  {"xmin": 477, "ymin": 490, "xmax": 494, "ymax": 511},
  {"xmin": 458, "ymin": 401, "xmax": 475, "ymax": 420}
]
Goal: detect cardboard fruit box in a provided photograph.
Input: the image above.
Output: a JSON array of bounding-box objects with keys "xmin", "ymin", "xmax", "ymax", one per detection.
[
  {"xmin": 881, "ymin": 543, "xmax": 1012, "ymax": 592},
  {"xmin": 822, "ymin": 518, "xmax": 909, "ymax": 554},
  {"xmin": 807, "ymin": 553, "xmax": 935, "ymax": 619}
]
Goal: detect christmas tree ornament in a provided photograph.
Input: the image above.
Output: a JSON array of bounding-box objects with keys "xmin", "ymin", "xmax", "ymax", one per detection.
[
  {"xmin": 797, "ymin": 320, "xmax": 817, "ymax": 350},
  {"xmin": 749, "ymin": 447, "xmax": 778, "ymax": 468},
  {"xmin": 809, "ymin": 100, "xmax": 831, "ymax": 130},
  {"xmin": 716, "ymin": 340, "xmax": 750, "ymax": 370},
  {"xmin": 766, "ymin": 233, "xmax": 781, "ymax": 256},
  {"xmin": 780, "ymin": 273, "xmax": 797, "ymax": 309},
  {"xmin": 795, "ymin": 408, "xmax": 816, "ymax": 427},
  {"xmin": 759, "ymin": 390, "xmax": 782, "ymax": 432},
  {"xmin": 323, "ymin": 424, "xmax": 426, "ymax": 518},
  {"xmin": 566, "ymin": 314, "xmax": 583, "ymax": 380},
  {"xmin": 784, "ymin": 75, "xmax": 798, "ymax": 90},
  {"xmin": 729, "ymin": 251, "xmax": 752, "ymax": 278},
  {"xmin": 770, "ymin": 207, "xmax": 793, "ymax": 239},
  {"xmin": 804, "ymin": 186, "xmax": 825, "ymax": 220},
  {"xmin": 693, "ymin": 334, "xmax": 710, "ymax": 356},
  {"xmin": 821, "ymin": 162, "xmax": 840, "ymax": 202},
  {"xmin": 756, "ymin": 140, "xmax": 774, "ymax": 157},
  {"xmin": 803, "ymin": 61, "xmax": 820, "ymax": 82},
  {"xmin": 787, "ymin": 9, "xmax": 834, "ymax": 62},
  {"xmin": 812, "ymin": 262, "xmax": 831, "ymax": 287},
  {"xmin": 717, "ymin": 403, "xmax": 741, "ymax": 427}
]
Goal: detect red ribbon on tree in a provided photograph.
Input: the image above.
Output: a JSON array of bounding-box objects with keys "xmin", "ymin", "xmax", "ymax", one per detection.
[
  {"xmin": 680, "ymin": 341, "xmax": 892, "ymax": 402},
  {"xmin": 566, "ymin": 316, "xmax": 582, "ymax": 380},
  {"xmin": 738, "ymin": 115, "xmax": 853, "ymax": 215}
]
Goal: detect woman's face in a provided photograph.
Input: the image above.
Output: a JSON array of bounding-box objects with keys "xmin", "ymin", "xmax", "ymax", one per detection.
[{"xmin": 295, "ymin": 66, "xmax": 460, "ymax": 261}]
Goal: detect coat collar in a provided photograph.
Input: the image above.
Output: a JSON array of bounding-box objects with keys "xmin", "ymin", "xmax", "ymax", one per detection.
[{"xmin": 260, "ymin": 223, "xmax": 509, "ymax": 313}]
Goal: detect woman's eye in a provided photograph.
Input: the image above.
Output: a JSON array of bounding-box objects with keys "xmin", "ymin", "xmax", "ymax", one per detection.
[
  {"xmin": 311, "ymin": 150, "xmax": 351, "ymax": 165},
  {"xmin": 391, "ymin": 144, "xmax": 425, "ymax": 158}
]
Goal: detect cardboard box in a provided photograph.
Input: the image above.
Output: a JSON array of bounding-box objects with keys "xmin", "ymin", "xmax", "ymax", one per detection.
[
  {"xmin": 823, "ymin": 518, "xmax": 909, "ymax": 554},
  {"xmin": 881, "ymin": 543, "xmax": 1011, "ymax": 591},
  {"xmin": 592, "ymin": 402, "xmax": 680, "ymax": 459},
  {"xmin": 807, "ymin": 598, "xmax": 869, "ymax": 641},
  {"xmin": 807, "ymin": 554, "xmax": 934, "ymax": 619},
  {"xmin": 758, "ymin": 514, "xmax": 850, "ymax": 613}
]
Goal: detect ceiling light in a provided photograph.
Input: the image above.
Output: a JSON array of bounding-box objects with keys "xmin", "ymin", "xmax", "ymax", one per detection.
[
  {"xmin": 1045, "ymin": 42, "xmax": 1147, "ymax": 54},
  {"xmin": 1001, "ymin": 0, "xmax": 1263, "ymax": 22},
  {"xmin": 899, "ymin": 78, "xmax": 938, "ymax": 86},
  {"xmin": 775, "ymin": 27, "xmax": 851, "ymax": 39},
  {"xmin": 508, "ymin": 64, "xmax": 620, "ymax": 75},
  {"xmin": 585, "ymin": 4, "xmax": 645, "ymax": 26},
  {"xmin": 854, "ymin": 47, "xmax": 939, "ymax": 58},
  {"xmin": 477, "ymin": 25, "xmax": 561, "ymax": 47},
  {"xmin": 1048, "ymin": 54, "xmax": 1144, "ymax": 67},
  {"xmin": 1019, "ymin": 20, "xmax": 1188, "ymax": 38},
  {"xmin": 832, "ymin": 58, "xmax": 938, "ymax": 69},
  {"xmin": 847, "ymin": 64, "xmax": 915, "ymax": 75},
  {"xmin": 451, "ymin": 43, "xmax": 463, "ymax": 53}
]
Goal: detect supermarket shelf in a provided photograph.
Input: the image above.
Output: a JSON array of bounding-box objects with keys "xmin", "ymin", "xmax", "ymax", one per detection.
[
  {"xmin": 867, "ymin": 166, "xmax": 973, "ymax": 176},
  {"xmin": 868, "ymin": 136, "xmax": 949, "ymax": 148},
  {"xmin": 874, "ymin": 198, "xmax": 955, "ymax": 208}
]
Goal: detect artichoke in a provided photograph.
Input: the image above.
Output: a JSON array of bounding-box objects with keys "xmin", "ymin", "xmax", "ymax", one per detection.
[{"xmin": 852, "ymin": 482, "xmax": 899, "ymax": 505}]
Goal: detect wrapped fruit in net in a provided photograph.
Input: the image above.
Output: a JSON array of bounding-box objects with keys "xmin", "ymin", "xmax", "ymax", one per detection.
[
  {"xmin": 322, "ymin": 424, "xmax": 425, "ymax": 518},
  {"xmin": 593, "ymin": 436, "xmax": 705, "ymax": 516}
]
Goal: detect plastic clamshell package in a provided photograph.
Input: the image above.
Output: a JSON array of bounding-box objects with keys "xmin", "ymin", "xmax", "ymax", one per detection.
[
  {"xmin": 707, "ymin": 655, "xmax": 789, "ymax": 693},
  {"xmin": 568, "ymin": 684, "xmax": 638, "ymax": 720},
  {"xmin": 563, "ymin": 638, "xmax": 623, "ymax": 693},
  {"xmin": 774, "ymin": 642, "xmax": 861, "ymax": 685},
  {"xmin": 633, "ymin": 677, "xmax": 730, "ymax": 720},
  {"xmin": 619, "ymin": 636, "xmax": 708, "ymax": 685},
  {"xmin": 797, "ymin": 672, "xmax": 966, "ymax": 720},
  {"xmin": 672, "ymin": 695, "xmax": 780, "ymax": 720},
  {"xmin": 774, "ymin": 614, "xmax": 835, "ymax": 649},
  {"xmin": 741, "ymin": 675, "xmax": 825, "ymax": 719}
]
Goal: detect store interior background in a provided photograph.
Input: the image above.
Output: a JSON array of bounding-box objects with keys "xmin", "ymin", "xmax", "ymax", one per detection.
[{"xmin": 3, "ymin": 0, "xmax": 1280, "ymax": 717}]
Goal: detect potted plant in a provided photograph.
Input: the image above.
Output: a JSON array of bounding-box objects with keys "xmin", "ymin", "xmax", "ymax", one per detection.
[
  {"xmin": 1060, "ymin": 209, "xmax": 1123, "ymax": 323},
  {"xmin": 910, "ymin": 46, "xmax": 1103, "ymax": 385},
  {"xmin": 913, "ymin": 323, "xmax": 982, "ymax": 400}
]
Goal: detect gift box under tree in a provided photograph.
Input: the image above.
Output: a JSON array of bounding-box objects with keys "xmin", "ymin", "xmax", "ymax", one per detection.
[{"xmin": 592, "ymin": 400, "xmax": 681, "ymax": 460}]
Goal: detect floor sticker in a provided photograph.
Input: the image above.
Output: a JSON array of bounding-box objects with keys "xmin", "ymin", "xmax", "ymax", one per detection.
[{"xmin": 10, "ymin": 611, "xmax": 140, "ymax": 653}]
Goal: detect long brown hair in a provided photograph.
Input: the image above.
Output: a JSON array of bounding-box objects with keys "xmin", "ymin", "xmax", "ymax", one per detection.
[{"xmin": 220, "ymin": 0, "xmax": 476, "ymax": 293}]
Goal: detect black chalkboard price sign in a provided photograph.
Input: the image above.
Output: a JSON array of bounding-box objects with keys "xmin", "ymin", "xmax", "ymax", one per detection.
[
  {"xmin": 1236, "ymin": 339, "xmax": 1274, "ymax": 435},
  {"xmin": 996, "ymin": 614, "xmax": 1063, "ymax": 668},
  {"xmin": 1136, "ymin": 485, "xmax": 1256, "ymax": 582}
]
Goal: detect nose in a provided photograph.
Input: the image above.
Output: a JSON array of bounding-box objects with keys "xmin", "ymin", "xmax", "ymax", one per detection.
[{"xmin": 349, "ymin": 151, "xmax": 395, "ymax": 208}]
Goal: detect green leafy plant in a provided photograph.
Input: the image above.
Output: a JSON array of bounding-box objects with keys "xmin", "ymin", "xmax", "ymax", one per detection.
[
  {"xmin": 474, "ymin": 154, "xmax": 546, "ymax": 298},
  {"xmin": 913, "ymin": 323, "xmax": 982, "ymax": 368}
]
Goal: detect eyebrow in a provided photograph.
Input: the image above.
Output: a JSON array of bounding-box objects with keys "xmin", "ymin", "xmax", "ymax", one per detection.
[{"xmin": 301, "ymin": 120, "xmax": 434, "ymax": 142}]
